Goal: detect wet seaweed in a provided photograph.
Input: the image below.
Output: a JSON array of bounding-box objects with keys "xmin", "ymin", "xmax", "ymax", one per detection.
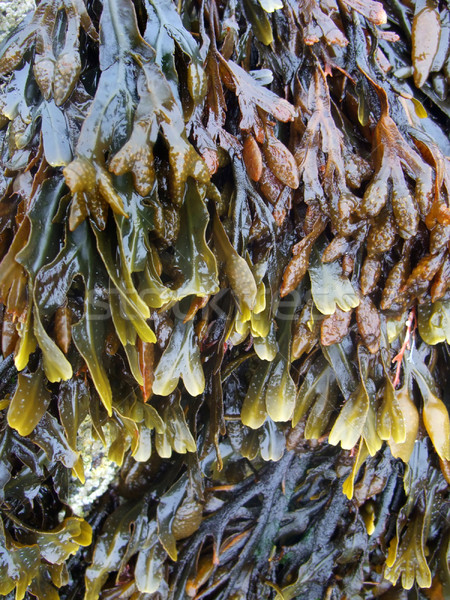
[{"xmin": 0, "ymin": 0, "xmax": 449, "ymax": 598}]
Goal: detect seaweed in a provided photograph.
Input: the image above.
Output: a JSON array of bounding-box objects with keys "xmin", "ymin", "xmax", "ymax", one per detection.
[{"xmin": 0, "ymin": 0, "xmax": 449, "ymax": 598}]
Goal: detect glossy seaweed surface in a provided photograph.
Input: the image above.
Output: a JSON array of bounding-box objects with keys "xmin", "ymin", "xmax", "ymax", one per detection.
[{"xmin": 0, "ymin": 0, "xmax": 449, "ymax": 599}]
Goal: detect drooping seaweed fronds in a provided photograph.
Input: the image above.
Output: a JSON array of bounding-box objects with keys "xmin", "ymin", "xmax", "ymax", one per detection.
[{"xmin": 0, "ymin": 1, "xmax": 449, "ymax": 598}]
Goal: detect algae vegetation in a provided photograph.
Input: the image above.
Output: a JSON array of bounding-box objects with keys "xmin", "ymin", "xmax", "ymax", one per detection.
[{"xmin": 0, "ymin": 0, "xmax": 449, "ymax": 598}]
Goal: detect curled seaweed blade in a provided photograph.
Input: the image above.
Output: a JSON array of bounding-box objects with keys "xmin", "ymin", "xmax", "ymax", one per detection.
[
  {"xmin": 243, "ymin": 0, "xmax": 274, "ymax": 45},
  {"xmin": 342, "ymin": 441, "xmax": 370, "ymax": 500},
  {"xmin": 309, "ymin": 240, "xmax": 359, "ymax": 315},
  {"xmin": 171, "ymin": 181, "xmax": 220, "ymax": 302},
  {"xmin": 303, "ymin": 375, "xmax": 336, "ymax": 440},
  {"xmin": 213, "ymin": 213, "xmax": 257, "ymax": 313},
  {"xmin": 280, "ymin": 216, "xmax": 326, "ymax": 297},
  {"xmin": 29, "ymin": 412, "xmax": 80, "ymax": 470},
  {"xmin": 241, "ymin": 360, "xmax": 271, "ymax": 429},
  {"xmin": 418, "ymin": 300, "xmax": 450, "ymax": 344},
  {"xmin": 384, "ymin": 510, "xmax": 432, "ymax": 590},
  {"xmin": 293, "ymin": 355, "xmax": 335, "ymax": 429},
  {"xmin": 154, "ymin": 394, "xmax": 196, "ymax": 456},
  {"xmin": 140, "ymin": 244, "xmax": 175, "ymax": 308},
  {"xmin": 109, "ymin": 294, "xmax": 145, "ymax": 386},
  {"xmin": 260, "ymin": 295, "xmax": 298, "ymax": 424},
  {"xmin": 359, "ymin": 70, "xmax": 433, "ymax": 236},
  {"xmin": 63, "ymin": 0, "xmax": 155, "ymax": 222},
  {"xmin": 378, "ymin": 329, "xmax": 410, "ymax": 447},
  {"xmin": 143, "ymin": 0, "xmax": 206, "ymax": 103},
  {"xmin": 328, "ymin": 384, "xmax": 369, "ymax": 450},
  {"xmin": 327, "ymin": 346, "xmax": 376, "ymax": 451},
  {"xmin": 153, "ymin": 317, "xmax": 205, "ymax": 397},
  {"xmin": 219, "ymin": 56, "xmax": 295, "ymax": 138},
  {"xmin": 16, "ymin": 178, "xmax": 73, "ymax": 382},
  {"xmin": 258, "ymin": 418, "xmax": 285, "ymax": 461},
  {"xmin": 35, "ymin": 517, "xmax": 92, "ymax": 564},
  {"xmin": 7, "ymin": 366, "xmax": 51, "ymax": 436},
  {"xmin": 40, "ymin": 101, "xmax": 73, "ymax": 166},
  {"xmin": 0, "ymin": 519, "xmax": 40, "ymax": 600},
  {"xmin": 156, "ymin": 475, "xmax": 188, "ymax": 561},
  {"xmin": 35, "ymin": 221, "xmax": 113, "ymax": 414},
  {"xmin": 113, "ymin": 184, "xmax": 153, "ymax": 274},
  {"xmin": 265, "ymin": 354, "xmax": 296, "ymax": 423},
  {"xmin": 57, "ymin": 377, "xmax": 89, "ymax": 475},
  {"xmin": 322, "ymin": 338, "xmax": 358, "ymax": 401},
  {"xmin": 85, "ymin": 500, "xmax": 145, "ymax": 600},
  {"xmin": 109, "ymin": 57, "xmax": 209, "ymax": 204},
  {"xmin": 409, "ymin": 350, "xmax": 450, "ymax": 461},
  {"xmin": 388, "ymin": 385, "xmax": 419, "ymax": 463},
  {"xmin": 93, "ymin": 225, "xmax": 154, "ymax": 337},
  {"xmin": 377, "ymin": 380, "xmax": 406, "ymax": 444},
  {"xmin": 134, "ymin": 526, "xmax": 166, "ymax": 593},
  {"xmin": 0, "ymin": 221, "xmax": 34, "ymax": 371}
]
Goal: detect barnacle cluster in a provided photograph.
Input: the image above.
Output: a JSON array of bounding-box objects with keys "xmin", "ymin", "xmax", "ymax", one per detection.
[
  {"xmin": 0, "ymin": 1, "xmax": 36, "ymax": 44},
  {"xmin": 0, "ymin": 0, "xmax": 449, "ymax": 599}
]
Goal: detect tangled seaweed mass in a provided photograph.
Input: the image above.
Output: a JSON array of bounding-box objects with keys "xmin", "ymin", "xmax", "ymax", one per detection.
[{"xmin": 0, "ymin": 0, "xmax": 449, "ymax": 598}]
